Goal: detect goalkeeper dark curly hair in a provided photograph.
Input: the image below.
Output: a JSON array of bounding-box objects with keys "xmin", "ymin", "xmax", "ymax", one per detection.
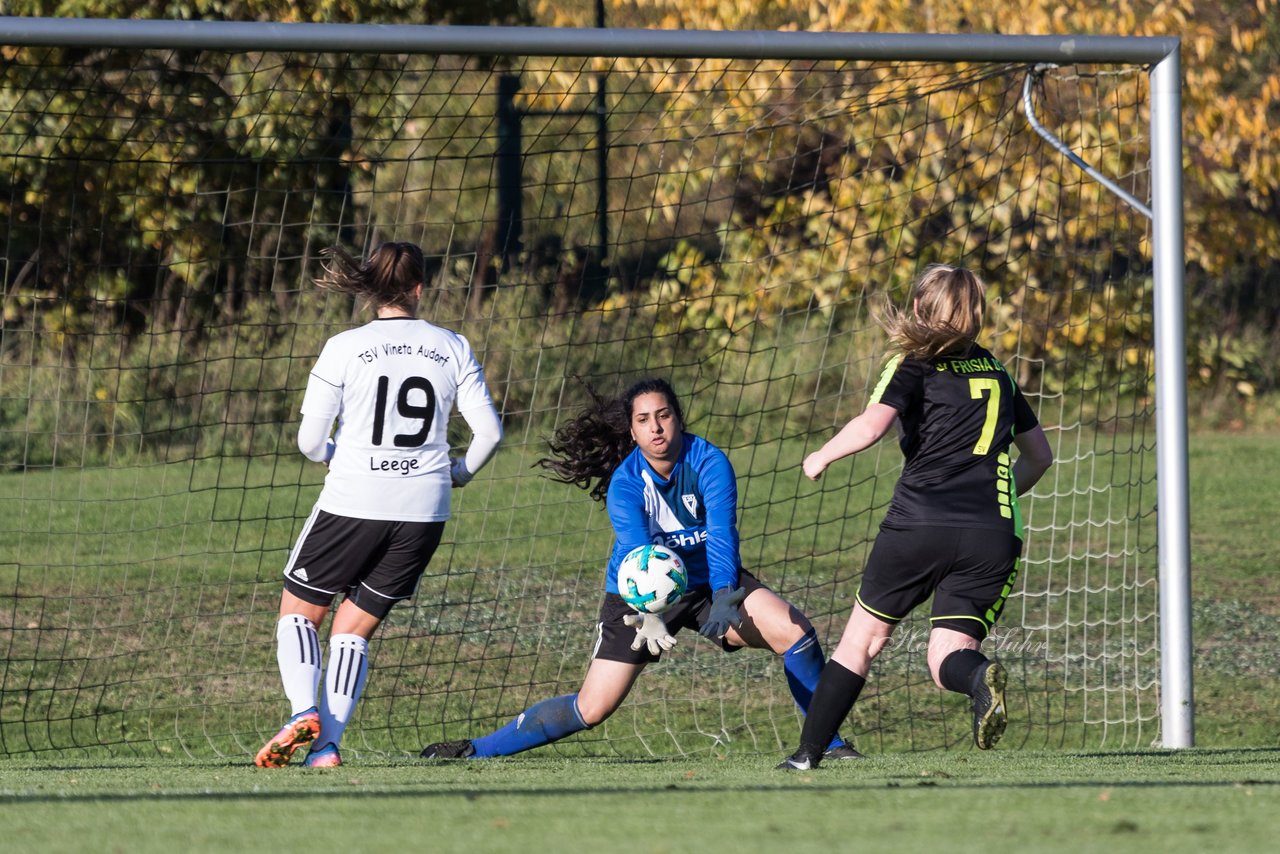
[{"xmin": 536, "ymin": 377, "xmax": 685, "ymax": 503}]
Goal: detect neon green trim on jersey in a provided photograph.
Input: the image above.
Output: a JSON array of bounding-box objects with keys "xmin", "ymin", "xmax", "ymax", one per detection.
[
  {"xmin": 997, "ymin": 357, "xmax": 1029, "ymax": 538},
  {"xmin": 1011, "ymin": 488, "xmax": 1024, "ymax": 536},
  {"xmin": 856, "ymin": 592, "xmax": 903, "ymax": 623},
  {"xmin": 1010, "ymin": 449, "xmax": 1024, "ymax": 535},
  {"xmin": 868, "ymin": 354, "xmax": 905, "ymax": 405}
]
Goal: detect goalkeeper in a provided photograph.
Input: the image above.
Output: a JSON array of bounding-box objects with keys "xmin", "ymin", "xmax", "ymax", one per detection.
[
  {"xmin": 254, "ymin": 242, "xmax": 503, "ymax": 769},
  {"xmin": 421, "ymin": 378, "xmax": 859, "ymax": 761},
  {"xmin": 779, "ymin": 264, "xmax": 1053, "ymax": 770}
]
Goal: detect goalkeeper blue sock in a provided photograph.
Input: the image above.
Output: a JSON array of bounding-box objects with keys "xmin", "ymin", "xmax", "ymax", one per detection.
[
  {"xmin": 471, "ymin": 693, "xmax": 589, "ymax": 757},
  {"xmin": 783, "ymin": 629, "xmax": 846, "ymax": 752}
]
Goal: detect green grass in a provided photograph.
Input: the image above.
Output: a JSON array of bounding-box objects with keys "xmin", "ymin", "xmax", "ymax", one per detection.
[
  {"xmin": 1, "ymin": 431, "xmax": 1276, "ymax": 758},
  {"xmin": 1186, "ymin": 431, "xmax": 1280, "ymax": 747},
  {"xmin": 0, "ymin": 432, "xmax": 1276, "ymax": 848},
  {"xmin": 2, "ymin": 750, "xmax": 1278, "ymax": 852},
  {"xmin": 0, "ymin": 428, "xmax": 1156, "ymax": 758},
  {"xmin": 1188, "ymin": 432, "xmax": 1280, "ymax": 605}
]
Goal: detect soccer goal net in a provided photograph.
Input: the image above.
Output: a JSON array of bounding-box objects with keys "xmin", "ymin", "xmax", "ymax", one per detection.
[{"xmin": 0, "ymin": 21, "xmax": 1185, "ymax": 758}]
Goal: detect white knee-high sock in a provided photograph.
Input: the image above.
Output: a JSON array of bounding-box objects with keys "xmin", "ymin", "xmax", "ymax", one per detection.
[
  {"xmin": 318, "ymin": 633, "xmax": 369, "ymax": 748},
  {"xmin": 276, "ymin": 614, "xmax": 321, "ymax": 716}
]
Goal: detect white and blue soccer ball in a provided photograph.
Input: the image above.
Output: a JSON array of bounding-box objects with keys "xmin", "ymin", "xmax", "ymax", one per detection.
[{"xmin": 617, "ymin": 545, "xmax": 688, "ymax": 614}]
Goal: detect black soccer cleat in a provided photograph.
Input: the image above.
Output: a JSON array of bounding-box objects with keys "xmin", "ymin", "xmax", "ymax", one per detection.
[
  {"xmin": 420, "ymin": 739, "xmax": 476, "ymax": 759},
  {"xmin": 776, "ymin": 745, "xmax": 824, "ymax": 771},
  {"xmin": 970, "ymin": 660, "xmax": 1008, "ymax": 750},
  {"xmin": 823, "ymin": 744, "xmax": 867, "ymax": 760}
]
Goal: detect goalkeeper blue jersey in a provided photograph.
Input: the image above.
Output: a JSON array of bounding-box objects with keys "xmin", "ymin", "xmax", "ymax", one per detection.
[{"xmin": 604, "ymin": 433, "xmax": 741, "ymax": 593}]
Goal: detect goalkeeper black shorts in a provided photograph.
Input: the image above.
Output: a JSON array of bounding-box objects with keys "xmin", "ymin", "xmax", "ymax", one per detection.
[{"xmin": 591, "ymin": 568, "xmax": 767, "ymax": 664}]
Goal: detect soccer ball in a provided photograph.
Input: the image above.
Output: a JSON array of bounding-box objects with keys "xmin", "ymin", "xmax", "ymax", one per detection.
[{"xmin": 616, "ymin": 545, "xmax": 688, "ymax": 614}]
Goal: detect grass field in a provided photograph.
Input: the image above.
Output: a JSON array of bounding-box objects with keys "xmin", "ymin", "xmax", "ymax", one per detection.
[
  {"xmin": 1, "ymin": 431, "xmax": 1277, "ymax": 850},
  {"xmin": 2, "ymin": 749, "xmax": 1278, "ymax": 852}
]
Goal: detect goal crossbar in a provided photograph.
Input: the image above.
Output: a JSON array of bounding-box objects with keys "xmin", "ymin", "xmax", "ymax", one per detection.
[{"xmin": 0, "ymin": 17, "xmax": 1177, "ymax": 63}]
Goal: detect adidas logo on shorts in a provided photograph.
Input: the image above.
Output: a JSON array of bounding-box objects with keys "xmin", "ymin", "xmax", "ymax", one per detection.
[{"xmin": 293, "ymin": 567, "xmax": 310, "ymax": 581}]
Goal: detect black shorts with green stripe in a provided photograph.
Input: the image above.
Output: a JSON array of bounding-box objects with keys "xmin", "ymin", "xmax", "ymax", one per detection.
[{"xmin": 856, "ymin": 524, "xmax": 1021, "ymax": 641}]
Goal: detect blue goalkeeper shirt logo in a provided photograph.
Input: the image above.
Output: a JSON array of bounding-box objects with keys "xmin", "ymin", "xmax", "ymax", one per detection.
[{"xmin": 605, "ymin": 434, "xmax": 741, "ymax": 593}]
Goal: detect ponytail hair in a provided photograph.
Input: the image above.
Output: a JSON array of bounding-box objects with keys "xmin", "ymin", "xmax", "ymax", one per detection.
[
  {"xmin": 876, "ymin": 264, "xmax": 987, "ymax": 360},
  {"xmin": 315, "ymin": 242, "xmax": 426, "ymax": 313}
]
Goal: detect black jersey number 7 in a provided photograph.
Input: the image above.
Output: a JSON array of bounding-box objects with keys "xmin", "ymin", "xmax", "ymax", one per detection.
[
  {"xmin": 371, "ymin": 376, "xmax": 436, "ymax": 447},
  {"xmin": 968, "ymin": 377, "xmax": 1001, "ymax": 455}
]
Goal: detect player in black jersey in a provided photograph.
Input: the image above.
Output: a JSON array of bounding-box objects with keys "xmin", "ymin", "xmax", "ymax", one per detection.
[{"xmin": 779, "ymin": 264, "xmax": 1053, "ymax": 769}]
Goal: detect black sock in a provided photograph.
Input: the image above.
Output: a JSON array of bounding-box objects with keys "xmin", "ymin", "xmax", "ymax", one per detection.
[
  {"xmin": 796, "ymin": 660, "xmax": 865, "ymax": 755},
  {"xmin": 938, "ymin": 648, "xmax": 988, "ymax": 696}
]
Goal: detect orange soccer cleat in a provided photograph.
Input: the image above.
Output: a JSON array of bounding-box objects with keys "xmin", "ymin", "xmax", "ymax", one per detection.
[{"xmin": 254, "ymin": 708, "xmax": 321, "ymax": 768}]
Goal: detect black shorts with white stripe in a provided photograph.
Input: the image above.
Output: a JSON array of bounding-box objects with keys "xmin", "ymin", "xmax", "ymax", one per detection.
[
  {"xmin": 591, "ymin": 568, "xmax": 768, "ymax": 664},
  {"xmin": 282, "ymin": 508, "xmax": 444, "ymax": 619}
]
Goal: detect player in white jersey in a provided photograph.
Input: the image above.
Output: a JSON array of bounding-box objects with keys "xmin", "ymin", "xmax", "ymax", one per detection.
[{"xmin": 255, "ymin": 242, "xmax": 503, "ymax": 769}]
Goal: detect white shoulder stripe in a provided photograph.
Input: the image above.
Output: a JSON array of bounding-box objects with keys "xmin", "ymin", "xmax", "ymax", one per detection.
[{"xmin": 640, "ymin": 469, "xmax": 685, "ymax": 534}]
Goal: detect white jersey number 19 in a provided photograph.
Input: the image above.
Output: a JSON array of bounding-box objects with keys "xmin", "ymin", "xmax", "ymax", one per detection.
[{"xmin": 372, "ymin": 375, "xmax": 437, "ymax": 448}]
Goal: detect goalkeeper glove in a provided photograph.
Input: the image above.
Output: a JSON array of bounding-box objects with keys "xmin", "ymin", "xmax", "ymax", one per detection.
[
  {"xmin": 623, "ymin": 612, "xmax": 677, "ymax": 656},
  {"xmin": 698, "ymin": 586, "xmax": 747, "ymax": 639}
]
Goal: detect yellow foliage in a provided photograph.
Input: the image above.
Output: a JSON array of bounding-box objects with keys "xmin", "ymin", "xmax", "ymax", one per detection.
[{"xmin": 533, "ymin": 0, "xmax": 1280, "ymax": 283}]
